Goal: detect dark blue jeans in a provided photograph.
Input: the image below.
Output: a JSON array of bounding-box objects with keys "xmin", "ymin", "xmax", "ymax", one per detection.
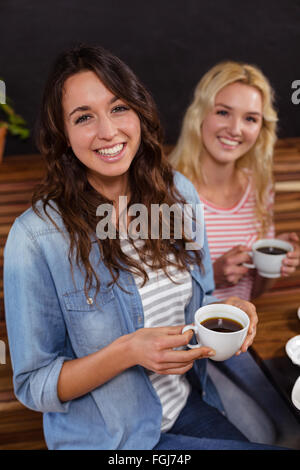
[{"xmin": 153, "ymin": 388, "xmax": 286, "ymax": 450}]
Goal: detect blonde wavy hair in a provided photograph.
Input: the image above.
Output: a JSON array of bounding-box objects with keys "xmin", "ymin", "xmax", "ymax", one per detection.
[{"xmin": 169, "ymin": 61, "xmax": 278, "ymax": 236}]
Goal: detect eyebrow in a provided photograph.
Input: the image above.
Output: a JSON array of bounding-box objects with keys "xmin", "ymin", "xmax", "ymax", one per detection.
[
  {"xmin": 68, "ymin": 95, "xmax": 119, "ymax": 117},
  {"xmin": 215, "ymin": 103, "xmax": 262, "ymax": 116}
]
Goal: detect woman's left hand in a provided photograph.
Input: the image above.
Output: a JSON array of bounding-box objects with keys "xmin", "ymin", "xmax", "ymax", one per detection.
[
  {"xmin": 277, "ymin": 232, "xmax": 300, "ymax": 277},
  {"xmin": 224, "ymin": 296, "xmax": 258, "ymax": 354}
]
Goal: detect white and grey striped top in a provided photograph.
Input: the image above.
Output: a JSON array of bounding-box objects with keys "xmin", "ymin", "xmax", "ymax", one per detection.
[{"xmin": 121, "ymin": 239, "xmax": 192, "ymax": 431}]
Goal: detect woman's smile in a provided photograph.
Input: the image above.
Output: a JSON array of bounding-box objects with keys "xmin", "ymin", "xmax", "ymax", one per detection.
[
  {"xmin": 93, "ymin": 142, "xmax": 127, "ymax": 162},
  {"xmin": 217, "ymin": 136, "xmax": 241, "ymax": 149}
]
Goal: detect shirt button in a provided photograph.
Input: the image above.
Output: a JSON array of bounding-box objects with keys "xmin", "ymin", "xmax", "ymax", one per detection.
[
  {"xmin": 202, "ymin": 391, "xmax": 206, "ymax": 397},
  {"xmin": 86, "ymin": 297, "xmax": 94, "ymax": 305}
]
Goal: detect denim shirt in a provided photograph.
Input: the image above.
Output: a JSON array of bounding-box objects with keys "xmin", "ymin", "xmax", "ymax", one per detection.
[{"xmin": 4, "ymin": 171, "xmax": 224, "ymax": 450}]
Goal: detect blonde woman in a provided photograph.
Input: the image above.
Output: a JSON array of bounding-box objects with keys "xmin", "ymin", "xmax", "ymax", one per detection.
[
  {"xmin": 169, "ymin": 63, "xmax": 300, "ymax": 446},
  {"xmin": 170, "ymin": 61, "xmax": 299, "ymax": 301}
]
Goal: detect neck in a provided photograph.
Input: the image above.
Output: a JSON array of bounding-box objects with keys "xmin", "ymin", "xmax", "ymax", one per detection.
[
  {"xmin": 88, "ymin": 172, "xmax": 130, "ymax": 203},
  {"xmin": 197, "ymin": 151, "xmax": 247, "ymax": 207},
  {"xmin": 201, "ymin": 154, "xmax": 237, "ymax": 190}
]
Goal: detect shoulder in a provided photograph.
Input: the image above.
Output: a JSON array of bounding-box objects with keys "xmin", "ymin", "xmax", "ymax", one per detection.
[
  {"xmin": 7, "ymin": 200, "xmax": 66, "ymax": 242},
  {"xmin": 243, "ymin": 170, "xmax": 274, "ymax": 203},
  {"xmin": 173, "ymin": 170, "xmax": 200, "ymax": 204}
]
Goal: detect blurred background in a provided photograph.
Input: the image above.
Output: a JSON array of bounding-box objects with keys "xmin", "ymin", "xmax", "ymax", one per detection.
[{"xmin": 1, "ymin": 0, "xmax": 300, "ymax": 156}]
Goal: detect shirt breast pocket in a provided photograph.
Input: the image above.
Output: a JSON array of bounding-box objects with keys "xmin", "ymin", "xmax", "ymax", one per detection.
[{"xmin": 62, "ymin": 285, "xmax": 124, "ymax": 357}]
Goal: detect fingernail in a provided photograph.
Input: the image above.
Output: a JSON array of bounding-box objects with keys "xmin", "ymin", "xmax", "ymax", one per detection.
[{"xmin": 208, "ymin": 350, "xmax": 216, "ymax": 356}]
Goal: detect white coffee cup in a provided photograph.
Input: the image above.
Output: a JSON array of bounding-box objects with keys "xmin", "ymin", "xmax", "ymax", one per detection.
[
  {"xmin": 243, "ymin": 238, "xmax": 293, "ymax": 278},
  {"xmin": 182, "ymin": 303, "xmax": 250, "ymax": 361}
]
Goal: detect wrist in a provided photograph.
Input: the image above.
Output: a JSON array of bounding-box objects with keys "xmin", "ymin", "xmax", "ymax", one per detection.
[{"xmin": 114, "ymin": 332, "xmax": 138, "ymax": 370}]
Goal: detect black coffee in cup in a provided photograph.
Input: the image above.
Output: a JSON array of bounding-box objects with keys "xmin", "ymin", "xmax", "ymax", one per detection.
[
  {"xmin": 201, "ymin": 317, "xmax": 243, "ymax": 333},
  {"xmin": 256, "ymin": 246, "xmax": 288, "ymax": 255}
]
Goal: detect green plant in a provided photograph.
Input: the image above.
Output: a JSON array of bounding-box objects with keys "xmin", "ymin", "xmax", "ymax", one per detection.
[{"xmin": 0, "ymin": 101, "xmax": 30, "ymax": 139}]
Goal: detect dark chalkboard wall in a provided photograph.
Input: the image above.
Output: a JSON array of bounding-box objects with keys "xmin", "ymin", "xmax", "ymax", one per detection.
[{"xmin": 1, "ymin": 0, "xmax": 300, "ymax": 155}]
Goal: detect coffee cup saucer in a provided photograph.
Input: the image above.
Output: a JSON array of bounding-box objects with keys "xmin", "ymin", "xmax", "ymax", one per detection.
[
  {"xmin": 291, "ymin": 376, "xmax": 300, "ymax": 410},
  {"xmin": 285, "ymin": 335, "xmax": 300, "ymax": 366}
]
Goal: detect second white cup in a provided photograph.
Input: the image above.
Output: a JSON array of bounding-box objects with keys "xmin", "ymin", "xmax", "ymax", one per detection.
[{"xmin": 243, "ymin": 238, "xmax": 293, "ymax": 278}]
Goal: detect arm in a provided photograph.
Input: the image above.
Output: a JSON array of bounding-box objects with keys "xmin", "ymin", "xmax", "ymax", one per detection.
[
  {"xmin": 4, "ymin": 219, "xmax": 71, "ymax": 413},
  {"xmin": 57, "ymin": 326, "xmax": 215, "ymax": 402},
  {"xmin": 4, "ymin": 218, "xmax": 214, "ymax": 408},
  {"xmin": 213, "ymin": 245, "xmax": 251, "ymax": 288},
  {"xmin": 180, "ymin": 178, "xmax": 258, "ymax": 352},
  {"xmin": 57, "ymin": 190, "xmax": 219, "ymax": 402}
]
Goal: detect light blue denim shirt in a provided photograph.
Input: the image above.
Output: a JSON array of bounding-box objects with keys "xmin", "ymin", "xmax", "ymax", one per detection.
[{"xmin": 4, "ymin": 172, "xmax": 223, "ymax": 450}]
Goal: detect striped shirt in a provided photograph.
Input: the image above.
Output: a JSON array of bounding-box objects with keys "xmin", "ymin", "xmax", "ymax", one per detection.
[
  {"xmin": 198, "ymin": 176, "xmax": 275, "ymax": 301},
  {"xmin": 121, "ymin": 239, "xmax": 192, "ymax": 432}
]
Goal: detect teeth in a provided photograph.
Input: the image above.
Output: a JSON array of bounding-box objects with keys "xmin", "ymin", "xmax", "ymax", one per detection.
[
  {"xmin": 96, "ymin": 143, "xmax": 124, "ymax": 156},
  {"xmin": 219, "ymin": 137, "xmax": 239, "ymax": 147}
]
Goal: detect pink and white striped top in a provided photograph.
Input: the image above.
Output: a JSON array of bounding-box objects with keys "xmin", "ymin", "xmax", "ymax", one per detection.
[{"xmin": 198, "ymin": 177, "xmax": 275, "ymax": 301}]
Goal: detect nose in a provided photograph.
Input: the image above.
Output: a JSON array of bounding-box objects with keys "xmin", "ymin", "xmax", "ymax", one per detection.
[
  {"xmin": 97, "ymin": 115, "xmax": 117, "ymax": 141},
  {"xmin": 227, "ymin": 116, "xmax": 242, "ymax": 137}
]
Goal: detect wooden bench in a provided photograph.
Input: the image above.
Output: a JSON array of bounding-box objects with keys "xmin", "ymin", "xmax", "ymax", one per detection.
[
  {"xmin": 0, "ymin": 140, "xmax": 299, "ymax": 449},
  {"xmin": 0, "ymin": 154, "xmax": 46, "ymax": 449}
]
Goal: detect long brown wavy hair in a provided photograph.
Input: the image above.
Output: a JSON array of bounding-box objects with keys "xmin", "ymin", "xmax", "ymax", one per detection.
[{"xmin": 33, "ymin": 44, "xmax": 202, "ymax": 296}]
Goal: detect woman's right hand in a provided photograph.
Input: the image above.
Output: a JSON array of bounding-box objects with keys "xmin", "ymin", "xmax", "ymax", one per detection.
[
  {"xmin": 213, "ymin": 245, "xmax": 251, "ymax": 288},
  {"xmin": 127, "ymin": 325, "xmax": 215, "ymax": 375},
  {"xmin": 57, "ymin": 325, "xmax": 214, "ymax": 402}
]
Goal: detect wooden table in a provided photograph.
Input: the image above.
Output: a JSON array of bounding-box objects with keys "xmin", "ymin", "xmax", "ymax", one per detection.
[
  {"xmin": 249, "ymin": 137, "xmax": 300, "ymax": 418},
  {"xmin": 251, "ymin": 289, "xmax": 300, "ymax": 420},
  {"xmin": 252, "ymin": 289, "xmax": 300, "ymax": 361}
]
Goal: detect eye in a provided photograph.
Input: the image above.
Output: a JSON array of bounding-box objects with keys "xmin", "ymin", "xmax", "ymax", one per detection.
[
  {"xmin": 246, "ymin": 116, "xmax": 258, "ymax": 123},
  {"xmin": 112, "ymin": 104, "xmax": 130, "ymax": 113},
  {"xmin": 216, "ymin": 109, "xmax": 228, "ymax": 117},
  {"xmin": 74, "ymin": 114, "xmax": 92, "ymax": 125}
]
